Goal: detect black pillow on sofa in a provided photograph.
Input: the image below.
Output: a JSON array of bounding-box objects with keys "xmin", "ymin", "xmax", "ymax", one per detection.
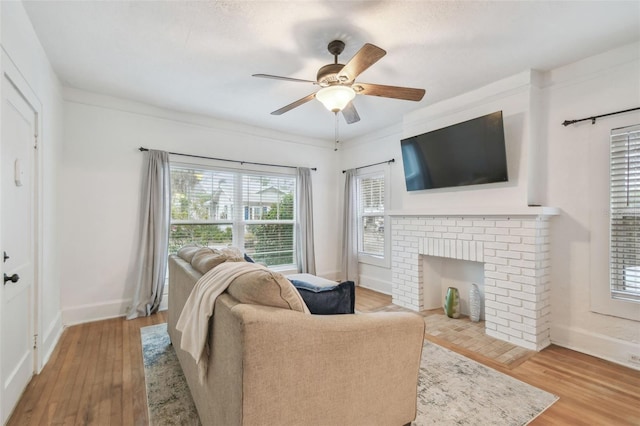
[{"xmin": 289, "ymin": 279, "xmax": 355, "ymax": 315}]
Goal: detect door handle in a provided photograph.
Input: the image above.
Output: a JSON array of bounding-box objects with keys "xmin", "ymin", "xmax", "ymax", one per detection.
[{"xmin": 4, "ymin": 273, "xmax": 19, "ymax": 284}]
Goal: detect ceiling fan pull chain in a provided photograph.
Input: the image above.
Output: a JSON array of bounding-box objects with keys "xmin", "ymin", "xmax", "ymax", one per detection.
[{"xmin": 334, "ymin": 112, "xmax": 340, "ymax": 151}]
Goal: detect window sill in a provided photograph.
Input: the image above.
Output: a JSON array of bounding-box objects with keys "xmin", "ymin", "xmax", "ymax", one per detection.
[{"xmin": 358, "ymin": 253, "xmax": 389, "ymax": 269}]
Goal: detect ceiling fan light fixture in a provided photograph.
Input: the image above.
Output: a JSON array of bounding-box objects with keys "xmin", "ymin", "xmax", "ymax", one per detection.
[{"xmin": 316, "ymin": 85, "xmax": 356, "ymax": 112}]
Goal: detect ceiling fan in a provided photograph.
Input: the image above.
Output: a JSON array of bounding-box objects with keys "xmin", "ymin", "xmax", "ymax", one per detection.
[{"xmin": 253, "ymin": 40, "xmax": 425, "ymax": 124}]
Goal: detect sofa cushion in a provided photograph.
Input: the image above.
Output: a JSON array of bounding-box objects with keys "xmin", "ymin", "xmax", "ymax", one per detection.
[
  {"xmin": 226, "ymin": 266, "xmax": 309, "ymax": 313},
  {"xmin": 177, "ymin": 243, "xmax": 202, "ymax": 263},
  {"xmin": 290, "ymin": 280, "xmax": 355, "ymax": 315},
  {"xmin": 190, "ymin": 247, "xmax": 228, "ymax": 275}
]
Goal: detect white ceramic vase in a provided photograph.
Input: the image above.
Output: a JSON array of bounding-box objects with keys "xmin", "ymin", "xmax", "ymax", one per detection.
[{"xmin": 470, "ymin": 283, "xmax": 481, "ymax": 322}]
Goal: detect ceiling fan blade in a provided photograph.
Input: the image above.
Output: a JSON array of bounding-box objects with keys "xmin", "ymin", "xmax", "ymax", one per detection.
[
  {"xmin": 338, "ymin": 43, "xmax": 386, "ymax": 82},
  {"xmin": 355, "ymin": 82, "xmax": 425, "ymax": 101},
  {"xmin": 342, "ymin": 101, "xmax": 360, "ymax": 124},
  {"xmin": 253, "ymin": 74, "xmax": 317, "ymax": 84},
  {"xmin": 271, "ymin": 92, "xmax": 317, "ymax": 115}
]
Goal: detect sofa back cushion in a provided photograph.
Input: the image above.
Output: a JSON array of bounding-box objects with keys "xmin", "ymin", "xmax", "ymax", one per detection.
[
  {"xmin": 177, "ymin": 244, "xmax": 202, "ymax": 263},
  {"xmin": 226, "ymin": 266, "xmax": 309, "ymax": 314},
  {"xmin": 190, "ymin": 247, "xmax": 229, "ymax": 275}
]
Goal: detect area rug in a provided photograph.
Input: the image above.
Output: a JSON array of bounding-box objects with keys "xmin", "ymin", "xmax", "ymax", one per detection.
[
  {"xmin": 141, "ymin": 324, "xmax": 200, "ymax": 425},
  {"xmin": 141, "ymin": 324, "xmax": 557, "ymax": 426}
]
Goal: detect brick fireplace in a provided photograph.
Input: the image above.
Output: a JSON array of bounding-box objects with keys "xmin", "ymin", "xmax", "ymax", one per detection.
[{"xmin": 390, "ymin": 208, "xmax": 557, "ymax": 350}]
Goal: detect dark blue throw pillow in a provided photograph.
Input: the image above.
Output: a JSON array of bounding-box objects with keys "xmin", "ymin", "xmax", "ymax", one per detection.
[{"xmin": 289, "ymin": 279, "xmax": 355, "ymax": 315}]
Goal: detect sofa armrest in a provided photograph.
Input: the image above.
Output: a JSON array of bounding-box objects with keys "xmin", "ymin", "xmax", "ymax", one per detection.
[{"xmin": 230, "ymin": 304, "xmax": 425, "ymax": 426}]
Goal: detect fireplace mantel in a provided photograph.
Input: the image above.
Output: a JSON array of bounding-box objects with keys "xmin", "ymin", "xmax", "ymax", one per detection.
[{"xmin": 388, "ymin": 206, "xmax": 559, "ymax": 217}]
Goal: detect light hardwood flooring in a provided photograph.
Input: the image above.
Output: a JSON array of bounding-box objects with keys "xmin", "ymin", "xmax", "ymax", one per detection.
[{"xmin": 7, "ymin": 288, "xmax": 640, "ymax": 425}]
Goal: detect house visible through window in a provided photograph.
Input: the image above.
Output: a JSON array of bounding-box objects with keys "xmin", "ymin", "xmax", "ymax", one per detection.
[
  {"xmin": 610, "ymin": 124, "xmax": 640, "ymax": 302},
  {"xmin": 170, "ymin": 164, "xmax": 296, "ymax": 268},
  {"xmin": 356, "ymin": 172, "xmax": 385, "ymax": 258}
]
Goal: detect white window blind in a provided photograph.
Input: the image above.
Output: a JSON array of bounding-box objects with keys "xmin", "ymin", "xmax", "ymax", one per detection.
[
  {"xmin": 170, "ymin": 164, "xmax": 296, "ymax": 268},
  {"xmin": 357, "ymin": 173, "xmax": 385, "ymax": 256},
  {"xmin": 610, "ymin": 124, "xmax": 640, "ymax": 302}
]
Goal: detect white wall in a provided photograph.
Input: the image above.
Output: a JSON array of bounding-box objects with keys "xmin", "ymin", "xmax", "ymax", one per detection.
[
  {"xmin": 340, "ymin": 42, "xmax": 640, "ymax": 369},
  {"xmin": 1, "ymin": 2, "xmax": 64, "ymax": 368},
  {"xmin": 543, "ymin": 43, "xmax": 640, "ymax": 368},
  {"xmin": 59, "ymin": 89, "xmax": 341, "ymax": 324}
]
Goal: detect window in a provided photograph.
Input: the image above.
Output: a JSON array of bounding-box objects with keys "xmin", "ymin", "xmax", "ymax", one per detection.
[
  {"xmin": 610, "ymin": 124, "xmax": 640, "ymax": 302},
  {"xmin": 356, "ymin": 171, "xmax": 387, "ymax": 263},
  {"xmin": 170, "ymin": 164, "xmax": 296, "ymax": 268}
]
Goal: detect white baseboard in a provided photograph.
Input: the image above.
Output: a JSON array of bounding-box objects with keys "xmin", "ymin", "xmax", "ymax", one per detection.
[
  {"xmin": 39, "ymin": 312, "xmax": 63, "ymax": 373},
  {"xmin": 62, "ymin": 298, "xmax": 131, "ymax": 326},
  {"xmin": 552, "ymin": 324, "xmax": 640, "ymax": 371},
  {"xmin": 359, "ymin": 274, "xmax": 392, "ymax": 295}
]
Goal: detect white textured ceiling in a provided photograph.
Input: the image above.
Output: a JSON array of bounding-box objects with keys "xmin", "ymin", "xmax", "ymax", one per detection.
[{"xmin": 23, "ymin": 1, "xmax": 640, "ymax": 142}]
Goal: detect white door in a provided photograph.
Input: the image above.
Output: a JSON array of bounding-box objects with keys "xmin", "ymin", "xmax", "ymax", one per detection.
[{"xmin": 0, "ymin": 75, "xmax": 37, "ymax": 424}]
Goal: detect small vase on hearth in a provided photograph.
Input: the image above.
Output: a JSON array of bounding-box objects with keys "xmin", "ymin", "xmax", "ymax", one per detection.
[
  {"xmin": 444, "ymin": 287, "xmax": 460, "ymax": 319},
  {"xmin": 470, "ymin": 283, "xmax": 481, "ymax": 322}
]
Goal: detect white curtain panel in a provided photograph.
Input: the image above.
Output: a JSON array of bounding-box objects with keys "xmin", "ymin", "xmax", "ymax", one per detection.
[
  {"xmin": 296, "ymin": 167, "xmax": 316, "ymax": 274},
  {"xmin": 127, "ymin": 150, "xmax": 171, "ymax": 319},
  {"xmin": 342, "ymin": 169, "xmax": 358, "ymax": 284}
]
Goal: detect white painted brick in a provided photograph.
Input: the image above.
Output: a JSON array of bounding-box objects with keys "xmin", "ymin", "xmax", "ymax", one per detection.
[
  {"xmin": 484, "ymin": 248, "xmax": 496, "ymax": 257},
  {"xmin": 463, "ymin": 227, "xmax": 485, "ymax": 234},
  {"xmin": 410, "ymin": 219, "xmax": 426, "ymax": 227},
  {"xmin": 509, "ymin": 243, "xmax": 537, "ymax": 253},
  {"xmin": 496, "ymin": 235, "xmax": 521, "ymax": 244},
  {"xmin": 485, "ymin": 241, "xmax": 509, "ymax": 250},
  {"xmin": 486, "ymin": 227, "xmax": 509, "ymax": 235},
  {"xmin": 498, "ymin": 280, "xmax": 522, "ymax": 291},
  {"xmin": 474, "ymin": 234, "xmax": 496, "ymax": 242},
  {"xmin": 458, "ymin": 233, "xmax": 473, "ymax": 241},
  {"xmin": 496, "ymin": 220, "xmax": 522, "ymax": 228},
  {"xmin": 484, "ymin": 293, "xmax": 496, "ymax": 301},
  {"xmin": 484, "ymin": 256, "xmax": 509, "ymax": 266},
  {"xmin": 497, "ymin": 325, "xmax": 523, "ymax": 339},
  {"xmin": 426, "ymin": 232, "xmax": 442, "ymax": 239},
  {"xmin": 447, "ymin": 226, "xmax": 463, "ymax": 233},
  {"xmin": 496, "ymin": 295, "xmax": 522, "ymax": 307},
  {"xmin": 496, "ymin": 250, "xmax": 521, "ymax": 260},
  {"xmin": 486, "ymin": 329, "xmax": 510, "ymax": 341},
  {"xmin": 485, "ymin": 271, "xmax": 509, "ymax": 281},
  {"xmin": 484, "ymin": 263, "xmax": 496, "ymax": 271},
  {"xmin": 456, "ymin": 220, "xmax": 473, "ymax": 227},
  {"xmin": 509, "ymin": 290, "xmax": 539, "ymax": 302},
  {"xmin": 485, "ymin": 307, "xmax": 497, "ymax": 317},
  {"xmin": 442, "ymin": 233, "xmax": 458, "ymax": 240},
  {"xmin": 496, "ymin": 310, "xmax": 523, "ymax": 323},
  {"xmin": 496, "ymin": 265, "xmax": 521, "ymax": 275},
  {"xmin": 509, "ymin": 259, "xmax": 535, "ymax": 269},
  {"xmin": 491, "ymin": 316, "xmax": 511, "ymax": 327},
  {"xmin": 485, "ymin": 322, "xmax": 497, "ymax": 331},
  {"xmin": 469, "ymin": 241, "xmax": 477, "ymax": 261},
  {"xmin": 474, "ymin": 220, "xmax": 495, "ymax": 227},
  {"xmin": 510, "ymin": 228, "xmax": 537, "ymax": 237},
  {"xmin": 511, "ymin": 275, "xmax": 537, "ymax": 285},
  {"xmin": 485, "ymin": 300, "xmax": 509, "ymax": 312},
  {"xmin": 477, "ymin": 243, "xmax": 484, "ymax": 262}
]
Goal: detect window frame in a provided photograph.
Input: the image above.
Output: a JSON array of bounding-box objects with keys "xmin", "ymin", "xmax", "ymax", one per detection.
[
  {"xmin": 355, "ymin": 167, "xmax": 390, "ymax": 268},
  {"xmin": 169, "ymin": 161, "xmax": 298, "ymax": 270},
  {"xmin": 609, "ymin": 124, "xmax": 640, "ymax": 303}
]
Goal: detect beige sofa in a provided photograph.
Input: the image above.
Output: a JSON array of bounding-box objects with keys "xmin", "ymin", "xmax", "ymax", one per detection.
[{"xmin": 168, "ymin": 250, "xmax": 426, "ymax": 426}]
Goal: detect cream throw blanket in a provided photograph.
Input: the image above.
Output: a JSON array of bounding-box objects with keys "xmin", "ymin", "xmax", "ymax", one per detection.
[{"xmin": 176, "ymin": 261, "xmax": 264, "ymax": 381}]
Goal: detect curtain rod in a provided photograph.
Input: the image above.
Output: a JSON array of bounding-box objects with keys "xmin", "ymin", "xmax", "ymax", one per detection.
[
  {"xmin": 342, "ymin": 158, "xmax": 395, "ymax": 173},
  {"xmin": 562, "ymin": 107, "xmax": 640, "ymax": 127},
  {"xmin": 138, "ymin": 147, "xmax": 316, "ymax": 171}
]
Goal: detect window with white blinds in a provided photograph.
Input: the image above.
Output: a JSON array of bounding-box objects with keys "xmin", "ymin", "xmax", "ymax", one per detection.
[
  {"xmin": 357, "ymin": 173, "xmax": 385, "ymax": 257},
  {"xmin": 170, "ymin": 164, "xmax": 296, "ymax": 268},
  {"xmin": 610, "ymin": 124, "xmax": 640, "ymax": 302}
]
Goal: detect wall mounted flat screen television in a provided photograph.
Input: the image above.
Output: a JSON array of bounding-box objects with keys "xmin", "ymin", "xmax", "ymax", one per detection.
[{"xmin": 400, "ymin": 111, "xmax": 508, "ymax": 191}]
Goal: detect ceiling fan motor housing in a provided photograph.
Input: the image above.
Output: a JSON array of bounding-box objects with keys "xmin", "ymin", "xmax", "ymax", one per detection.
[{"xmin": 317, "ymin": 63, "xmax": 346, "ymax": 87}]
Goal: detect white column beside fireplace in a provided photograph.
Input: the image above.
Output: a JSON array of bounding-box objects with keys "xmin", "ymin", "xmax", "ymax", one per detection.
[{"xmin": 389, "ymin": 207, "xmax": 558, "ymax": 351}]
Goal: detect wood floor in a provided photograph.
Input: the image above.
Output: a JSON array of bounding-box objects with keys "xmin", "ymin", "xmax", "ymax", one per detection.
[{"xmin": 7, "ymin": 288, "xmax": 640, "ymax": 425}]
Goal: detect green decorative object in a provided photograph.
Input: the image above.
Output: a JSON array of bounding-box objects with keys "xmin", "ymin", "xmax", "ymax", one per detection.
[{"xmin": 444, "ymin": 287, "xmax": 460, "ymax": 319}]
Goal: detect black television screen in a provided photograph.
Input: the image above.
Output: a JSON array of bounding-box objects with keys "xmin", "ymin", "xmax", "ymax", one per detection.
[{"xmin": 400, "ymin": 111, "xmax": 508, "ymax": 191}]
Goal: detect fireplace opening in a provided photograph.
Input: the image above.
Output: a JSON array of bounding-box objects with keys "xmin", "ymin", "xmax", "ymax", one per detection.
[{"xmin": 422, "ymin": 256, "xmax": 485, "ymax": 320}]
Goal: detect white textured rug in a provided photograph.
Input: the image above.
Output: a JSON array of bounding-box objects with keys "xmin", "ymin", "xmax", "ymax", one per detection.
[
  {"xmin": 141, "ymin": 324, "xmax": 557, "ymax": 426},
  {"xmin": 414, "ymin": 341, "xmax": 558, "ymax": 425}
]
